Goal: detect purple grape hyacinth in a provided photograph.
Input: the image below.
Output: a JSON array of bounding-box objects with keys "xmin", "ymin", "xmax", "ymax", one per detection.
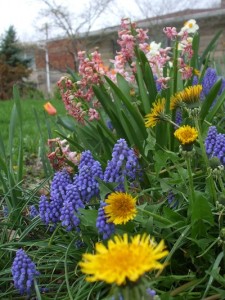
[
  {"xmin": 50, "ymin": 169, "xmax": 72, "ymax": 201},
  {"xmin": 60, "ymin": 183, "xmax": 84, "ymax": 231},
  {"xmin": 201, "ymin": 67, "xmax": 218, "ymax": 97},
  {"xmin": 205, "ymin": 126, "xmax": 218, "ymax": 157},
  {"xmin": 205, "ymin": 126, "xmax": 225, "ymax": 166},
  {"xmin": 39, "ymin": 195, "xmax": 62, "ymax": 230},
  {"xmin": 103, "ymin": 138, "xmax": 141, "ymax": 191},
  {"xmin": 193, "ymin": 68, "xmax": 225, "ymax": 101},
  {"xmin": 146, "ymin": 288, "xmax": 157, "ymax": 297},
  {"xmin": 96, "ymin": 201, "xmax": 115, "ymax": 240},
  {"xmin": 29, "ymin": 205, "xmax": 39, "ymax": 219},
  {"xmin": 39, "ymin": 169, "xmax": 72, "ymax": 229},
  {"xmin": 74, "ymin": 151, "xmax": 103, "ymax": 203},
  {"xmin": 12, "ymin": 249, "xmax": 40, "ymax": 295}
]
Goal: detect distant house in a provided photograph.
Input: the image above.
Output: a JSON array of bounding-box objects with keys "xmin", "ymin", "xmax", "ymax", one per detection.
[{"xmin": 32, "ymin": 0, "xmax": 225, "ymax": 95}]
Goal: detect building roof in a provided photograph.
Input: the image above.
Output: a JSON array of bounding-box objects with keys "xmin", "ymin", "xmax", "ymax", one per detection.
[{"xmin": 41, "ymin": 2, "xmax": 225, "ymax": 43}]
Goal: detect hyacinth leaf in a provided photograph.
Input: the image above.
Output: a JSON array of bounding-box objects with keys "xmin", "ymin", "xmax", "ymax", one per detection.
[
  {"xmin": 121, "ymin": 110, "xmax": 144, "ymax": 155},
  {"xmin": 103, "ymin": 76, "xmax": 147, "ymax": 139},
  {"xmin": 186, "ymin": 33, "xmax": 200, "ymax": 87},
  {"xmin": 66, "ymin": 67, "xmax": 81, "ymax": 82},
  {"xmin": 199, "ymin": 30, "xmax": 222, "ymax": 66},
  {"xmin": 92, "ymin": 84, "xmax": 129, "ymax": 138},
  {"xmin": 155, "ymin": 121, "xmax": 169, "ymax": 151},
  {"xmin": 97, "ymin": 78, "xmax": 147, "ymax": 148},
  {"xmin": 138, "ymin": 49, "xmax": 157, "ymax": 101},
  {"xmin": 135, "ymin": 59, "xmax": 151, "ymax": 114},
  {"xmin": 116, "ymin": 72, "xmax": 133, "ymax": 102},
  {"xmin": 190, "ymin": 32, "xmax": 200, "ymax": 70},
  {"xmin": 199, "ymin": 78, "xmax": 222, "ymax": 124},
  {"xmin": 206, "ymin": 87, "xmax": 225, "ymax": 124},
  {"xmin": 95, "ymin": 124, "xmax": 115, "ymax": 159},
  {"xmin": 135, "ymin": 48, "xmax": 158, "ymax": 108}
]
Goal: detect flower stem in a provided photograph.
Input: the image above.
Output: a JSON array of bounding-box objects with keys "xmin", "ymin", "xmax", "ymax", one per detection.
[
  {"xmin": 173, "ymin": 39, "xmax": 179, "ymax": 95},
  {"xmin": 138, "ymin": 208, "xmax": 173, "ymax": 225},
  {"xmin": 186, "ymin": 155, "xmax": 195, "ymax": 210}
]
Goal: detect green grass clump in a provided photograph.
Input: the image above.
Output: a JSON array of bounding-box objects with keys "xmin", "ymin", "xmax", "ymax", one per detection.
[{"xmin": 0, "ymin": 98, "xmax": 66, "ymax": 154}]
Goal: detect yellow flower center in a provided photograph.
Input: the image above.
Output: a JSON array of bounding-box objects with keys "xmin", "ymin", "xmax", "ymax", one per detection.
[
  {"xmin": 104, "ymin": 192, "xmax": 137, "ymax": 224},
  {"xmin": 174, "ymin": 125, "xmax": 198, "ymax": 145}
]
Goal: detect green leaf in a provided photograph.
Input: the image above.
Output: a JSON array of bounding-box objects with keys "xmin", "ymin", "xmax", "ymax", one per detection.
[
  {"xmin": 137, "ymin": 48, "xmax": 157, "ymax": 102},
  {"xmin": 79, "ymin": 208, "xmax": 98, "ymax": 229},
  {"xmin": 206, "ymin": 87, "xmax": 225, "ymax": 124},
  {"xmin": 163, "ymin": 207, "xmax": 186, "ymax": 223},
  {"xmin": 199, "ymin": 79, "xmax": 222, "ymax": 124},
  {"xmin": 191, "ymin": 192, "xmax": 214, "ymax": 237},
  {"xmin": 135, "ymin": 59, "xmax": 151, "ymax": 114},
  {"xmin": 104, "ymin": 76, "xmax": 147, "ymax": 139}
]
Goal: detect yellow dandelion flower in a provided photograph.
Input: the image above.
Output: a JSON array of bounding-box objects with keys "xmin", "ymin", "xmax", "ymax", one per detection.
[
  {"xmin": 174, "ymin": 125, "xmax": 198, "ymax": 145},
  {"xmin": 79, "ymin": 233, "xmax": 168, "ymax": 285},
  {"xmin": 104, "ymin": 192, "xmax": 137, "ymax": 225},
  {"xmin": 170, "ymin": 85, "xmax": 202, "ymax": 110},
  {"xmin": 170, "ymin": 94, "xmax": 183, "ymax": 110},
  {"xmin": 145, "ymin": 98, "xmax": 166, "ymax": 128}
]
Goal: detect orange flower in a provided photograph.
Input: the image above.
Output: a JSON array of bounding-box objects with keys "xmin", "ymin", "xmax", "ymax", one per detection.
[{"xmin": 44, "ymin": 102, "xmax": 57, "ymax": 115}]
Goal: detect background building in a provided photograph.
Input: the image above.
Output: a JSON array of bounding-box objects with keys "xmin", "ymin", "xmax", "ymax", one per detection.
[{"xmin": 31, "ymin": 1, "xmax": 225, "ymax": 96}]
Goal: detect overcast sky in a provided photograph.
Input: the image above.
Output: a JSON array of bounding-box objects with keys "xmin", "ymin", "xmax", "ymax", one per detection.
[{"xmin": 0, "ymin": 0, "xmax": 221, "ymax": 42}]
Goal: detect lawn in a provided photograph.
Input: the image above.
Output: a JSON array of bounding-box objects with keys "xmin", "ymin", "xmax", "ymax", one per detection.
[{"xmin": 0, "ymin": 97, "xmax": 66, "ymax": 155}]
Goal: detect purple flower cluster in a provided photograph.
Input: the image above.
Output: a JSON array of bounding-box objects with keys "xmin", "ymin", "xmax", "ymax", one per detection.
[
  {"xmin": 167, "ymin": 190, "xmax": 178, "ymax": 209},
  {"xmin": 96, "ymin": 201, "xmax": 115, "ymax": 239},
  {"xmin": 50, "ymin": 169, "xmax": 72, "ymax": 201},
  {"xmin": 104, "ymin": 138, "xmax": 141, "ymax": 191},
  {"xmin": 60, "ymin": 183, "xmax": 84, "ymax": 231},
  {"xmin": 205, "ymin": 126, "xmax": 225, "ymax": 165},
  {"xmin": 146, "ymin": 288, "xmax": 156, "ymax": 297},
  {"xmin": 75, "ymin": 154, "xmax": 103, "ymax": 203},
  {"xmin": 175, "ymin": 109, "xmax": 182, "ymax": 126},
  {"xmin": 39, "ymin": 170, "xmax": 72, "ymax": 230},
  {"xmin": 201, "ymin": 68, "xmax": 218, "ymax": 97},
  {"xmin": 73, "ymin": 150, "xmax": 103, "ymax": 202},
  {"xmin": 11, "ymin": 249, "xmax": 40, "ymax": 295},
  {"xmin": 193, "ymin": 68, "xmax": 225, "ymax": 100},
  {"xmin": 39, "ymin": 151, "xmax": 103, "ymax": 232},
  {"xmin": 29, "ymin": 205, "xmax": 39, "ymax": 218},
  {"xmin": 38, "ymin": 144, "xmax": 139, "ymax": 232}
]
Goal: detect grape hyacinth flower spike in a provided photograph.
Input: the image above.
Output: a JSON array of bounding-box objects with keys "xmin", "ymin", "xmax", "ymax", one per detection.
[{"xmin": 12, "ymin": 249, "xmax": 40, "ymax": 295}]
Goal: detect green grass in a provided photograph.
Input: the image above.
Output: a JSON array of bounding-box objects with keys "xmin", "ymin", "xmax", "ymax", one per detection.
[{"xmin": 0, "ymin": 98, "xmax": 66, "ymax": 155}]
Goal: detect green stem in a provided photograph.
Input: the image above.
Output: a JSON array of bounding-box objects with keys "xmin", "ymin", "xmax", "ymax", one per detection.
[
  {"xmin": 186, "ymin": 155, "xmax": 195, "ymax": 209},
  {"xmin": 137, "ymin": 208, "xmax": 172, "ymax": 225},
  {"xmin": 173, "ymin": 39, "xmax": 179, "ymax": 95},
  {"xmin": 217, "ymin": 174, "xmax": 225, "ymax": 194}
]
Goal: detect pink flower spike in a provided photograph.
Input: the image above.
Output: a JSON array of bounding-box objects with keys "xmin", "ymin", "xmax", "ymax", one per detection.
[
  {"xmin": 163, "ymin": 27, "xmax": 178, "ymax": 40},
  {"xmin": 179, "ymin": 65, "xmax": 193, "ymax": 80},
  {"xmin": 88, "ymin": 108, "xmax": 100, "ymax": 121},
  {"xmin": 157, "ymin": 77, "xmax": 170, "ymax": 89}
]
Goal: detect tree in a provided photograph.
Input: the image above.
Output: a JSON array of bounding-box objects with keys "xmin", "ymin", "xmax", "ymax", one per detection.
[
  {"xmin": 36, "ymin": 0, "xmax": 115, "ymax": 70},
  {"xmin": 0, "ymin": 26, "xmax": 32, "ymax": 99}
]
